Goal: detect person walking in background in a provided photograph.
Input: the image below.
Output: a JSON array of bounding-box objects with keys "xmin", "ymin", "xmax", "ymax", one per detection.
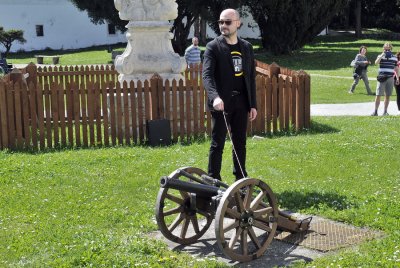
[
  {"xmin": 371, "ymin": 42, "xmax": 398, "ymax": 116},
  {"xmin": 184, "ymin": 37, "xmax": 202, "ymax": 66},
  {"xmin": 395, "ymin": 52, "xmax": 400, "ymax": 114},
  {"xmin": 349, "ymin": 46, "xmax": 372, "ymax": 94},
  {"xmin": 202, "ymin": 8, "xmax": 257, "ymax": 181}
]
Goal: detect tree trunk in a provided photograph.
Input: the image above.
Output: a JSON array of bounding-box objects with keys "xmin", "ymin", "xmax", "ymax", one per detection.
[
  {"xmin": 355, "ymin": 0, "xmax": 362, "ymax": 38},
  {"xmin": 199, "ymin": 16, "xmax": 207, "ymax": 45},
  {"xmin": 171, "ymin": 13, "xmax": 194, "ymax": 56},
  {"xmin": 194, "ymin": 17, "xmax": 200, "ymax": 39}
]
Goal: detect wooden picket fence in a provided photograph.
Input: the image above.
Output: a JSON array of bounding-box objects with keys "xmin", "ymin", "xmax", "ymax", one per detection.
[{"xmin": 0, "ymin": 61, "xmax": 310, "ymax": 150}]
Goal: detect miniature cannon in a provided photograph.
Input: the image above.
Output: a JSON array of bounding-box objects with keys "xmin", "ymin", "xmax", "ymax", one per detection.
[{"xmin": 155, "ymin": 167, "xmax": 311, "ymax": 262}]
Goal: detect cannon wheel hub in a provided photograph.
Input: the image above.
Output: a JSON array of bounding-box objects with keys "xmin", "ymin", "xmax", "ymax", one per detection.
[
  {"xmin": 240, "ymin": 211, "xmax": 254, "ymax": 228},
  {"xmin": 185, "ymin": 194, "xmax": 197, "ymax": 216}
]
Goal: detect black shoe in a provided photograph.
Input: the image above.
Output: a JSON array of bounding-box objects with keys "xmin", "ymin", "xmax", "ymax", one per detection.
[{"xmin": 371, "ymin": 111, "xmax": 378, "ymax": 116}]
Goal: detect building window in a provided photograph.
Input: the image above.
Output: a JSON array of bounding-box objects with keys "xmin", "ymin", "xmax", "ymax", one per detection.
[
  {"xmin": 36, "ymin": 25, "xmax": 44, "ymax": 37},
  {"xmin": 108, "ymin": 24, "xmax": 116, "ymax": 35}
]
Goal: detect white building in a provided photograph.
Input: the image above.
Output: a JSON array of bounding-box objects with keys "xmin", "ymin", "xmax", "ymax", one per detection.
[
  {"xmin": 0, "ymin": 1, "xmax": 324, "ymax": 53},
  {"xmin": 0, "ymin": 0, "xmax": 126, "ymax": 52}
]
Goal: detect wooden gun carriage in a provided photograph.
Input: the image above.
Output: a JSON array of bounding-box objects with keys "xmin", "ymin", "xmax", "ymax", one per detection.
[{"xmin": 155, "ymin": 167, "xmax": 311, "ymax": 262}]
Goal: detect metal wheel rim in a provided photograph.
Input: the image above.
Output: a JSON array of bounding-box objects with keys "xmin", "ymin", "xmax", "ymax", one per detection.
[
  {"xmin": 215, "ymin": 178, "xmax": 278, "ymax": 262},
  {"xmin": 155, "ymin": 167, "xmax": 214, "ymax": 244}
]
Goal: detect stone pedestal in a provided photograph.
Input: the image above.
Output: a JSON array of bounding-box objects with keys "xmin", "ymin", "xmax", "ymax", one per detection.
[{"xmin": 114, "ymin": 0, "xmax": 186, "ymax": 83}]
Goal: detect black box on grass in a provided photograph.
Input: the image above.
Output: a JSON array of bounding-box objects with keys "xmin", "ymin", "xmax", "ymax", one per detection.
[{"xmin": 146, "ymin": 119, "xmax": 171, "ymax": 146}]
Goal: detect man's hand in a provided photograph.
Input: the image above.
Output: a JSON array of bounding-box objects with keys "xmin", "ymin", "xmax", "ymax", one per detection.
[
  {"xmin": 213, "ymin": 97, "xmax": 224, "ymax": 111},
  {"xmin": 249, "ymin": 108, "xmax": 257, "ymax": 121},
  {"xmin": 375, "ymin": 53, "xmax": 384, "ymax": 64}
]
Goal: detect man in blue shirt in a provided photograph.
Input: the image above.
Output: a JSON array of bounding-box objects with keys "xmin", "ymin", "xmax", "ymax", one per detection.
[
  {"xmin": 184, "ymin": 37, "xmax": 201, "ymax": 66},
  {"xmin": 371, "ymin": 42, "xmax": 399, "ymax": 116}
]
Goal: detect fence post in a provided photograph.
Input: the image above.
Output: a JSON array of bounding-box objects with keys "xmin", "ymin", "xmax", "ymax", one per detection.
[
  {"xmin": 0, "ymin": 80, "xmax": 9, "ymax": 149},
  {"xmin": 301, "ymin": 71, "xmax": 311, "ymax": 128},
  {"xmin": 150, "ymin": 73, "xmax": 163, "ymax": 120},
  {"xmin": 10, "ymin": 68, "xmax": 24, "ymax": 84},
  {"xmin": 296, "ymin": 72, "xmax": 305, "ymax": 131},
  {"xmin": 269, "ymin": 62, "xmax": 280, "ymax": 79},
  {"xmin": 25, "ymin": 63, "xmax": 38, "ymax": 85},
  {"xmin": 269, "ymin": 62, "xmax": 280, "ymax": 132}
]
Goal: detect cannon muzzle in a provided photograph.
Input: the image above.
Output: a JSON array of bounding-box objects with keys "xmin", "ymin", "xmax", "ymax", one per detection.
[{"xmin": 160, "ymin": 176, "xmax": 222, "ymax": 197}]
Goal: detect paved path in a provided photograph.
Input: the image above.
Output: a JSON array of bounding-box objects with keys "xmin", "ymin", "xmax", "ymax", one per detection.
[{"xmin": 311, "ymin": 101, "xmax": 399, "ymax": 116}]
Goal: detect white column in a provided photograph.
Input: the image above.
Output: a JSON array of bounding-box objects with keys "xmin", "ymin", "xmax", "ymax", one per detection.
[{"xmin": 114, "ymin": 0, "xmax": 186, "ymax": 83}]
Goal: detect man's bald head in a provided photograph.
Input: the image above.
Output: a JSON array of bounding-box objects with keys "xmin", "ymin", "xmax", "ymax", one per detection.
[
  {"xmin": 220, "ymin": 9, "xmax": 240, "ymax": 20},
  {"xmin": 219, "ymin": 9, "xmax": 241, "ymax": 40}
]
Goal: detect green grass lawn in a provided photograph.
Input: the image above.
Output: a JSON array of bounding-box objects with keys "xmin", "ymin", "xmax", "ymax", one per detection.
[
  {"xmin": 7, "ymin": 34, "xmax": 400, "ymax": 104},
  {"xmin": 7, "ymin": 44, "xmax": 118, "ymax": 66},
  {"xmin": 3, "ymin": 32, "xmax": 400, "ymax": 267},
  {"xmin": 256, "ymin": 35, "xmax": 400, "ymax": 104},
  {"xmin": 1, "ymin": 117, "xmax": 399, "ymax": 267}
]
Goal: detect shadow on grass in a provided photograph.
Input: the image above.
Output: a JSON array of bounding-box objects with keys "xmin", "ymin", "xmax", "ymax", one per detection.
[
  {"xmin": 301, "ymin": 119, "xmax": 340, "ymax": 135},
  {"xmin": 255, "ymin": 34, "xmax": 398, "ymax": 71},
  {"xmin": 256, "ymin": 119, "xmax": 340, "ymax": 139},
  {"xmin": 276, "ymin": 190, "xmax": 358, "ymax": 211},
  {"xmin": 256, "ymin": 50, "xmax": 377, "ymax": 71},
  {"xmin": 0, "ymin": 136, "xmax": 209, "ymax": 155},
  {"xmin": 1, "ymin": 120, "xmax": 338, "ymax": 154}
]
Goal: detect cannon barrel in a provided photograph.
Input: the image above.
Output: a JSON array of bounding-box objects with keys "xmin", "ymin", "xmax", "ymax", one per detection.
[{"xmin": 160, "ymin": 176, "xmax": 222, "ymax": 197}]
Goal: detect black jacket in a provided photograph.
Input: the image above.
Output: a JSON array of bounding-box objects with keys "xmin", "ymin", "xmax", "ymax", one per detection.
[{"xmin": 202, "ymin": 35, "xmax": 257, "ymax": 111}]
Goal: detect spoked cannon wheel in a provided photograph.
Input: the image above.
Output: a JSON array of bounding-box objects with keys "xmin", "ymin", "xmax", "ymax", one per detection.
[
  {"xmin": 215, "ymin": 178, "xmax": 279, "ymax": 262},
  {"xmin": 155, "ymin": 167, "xmax": 214, "ymax": 244}
]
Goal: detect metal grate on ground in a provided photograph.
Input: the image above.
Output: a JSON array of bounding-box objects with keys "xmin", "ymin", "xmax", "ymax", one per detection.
[{"xmin": 275, "ymin": 216, "xmax": 385, "ymax": 252}]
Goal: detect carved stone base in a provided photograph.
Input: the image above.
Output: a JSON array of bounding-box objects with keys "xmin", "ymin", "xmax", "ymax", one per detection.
[{"xmin": 115, "ymin": 21, "xmax": 186, "ymax": 81}]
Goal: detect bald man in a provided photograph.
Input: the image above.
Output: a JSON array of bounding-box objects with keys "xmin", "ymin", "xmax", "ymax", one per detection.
[
  {"xmin": 184, "ymin": 37, "xmax": 202, "ymax": 66},
  {"xmin": 202, "ymin": 9, "xmax": 257, "ymax": 181}
]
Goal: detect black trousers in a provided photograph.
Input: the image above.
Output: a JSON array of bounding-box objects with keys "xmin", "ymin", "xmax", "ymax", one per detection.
[{"xmin": 208, "ymin": 94, "xmax": 249, "ymax": 180}]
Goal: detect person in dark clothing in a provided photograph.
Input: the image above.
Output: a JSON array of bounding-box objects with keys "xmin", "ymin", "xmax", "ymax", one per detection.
[
  {"xmin": 202, "ymin": 8, "xmax": 257, "ymax": 181},
  {"xmin": 395, "ymin": 52, "xmax": 400, "ymax": 112}
]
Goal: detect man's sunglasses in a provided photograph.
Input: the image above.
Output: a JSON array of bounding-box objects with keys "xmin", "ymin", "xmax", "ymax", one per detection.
[{"xmin": 217, "ymin": 20, "xmax": 238, "ymax": 26}]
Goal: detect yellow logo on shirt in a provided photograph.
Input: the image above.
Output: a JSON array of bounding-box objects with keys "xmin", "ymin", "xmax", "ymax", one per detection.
[{"xmin": 231, "ymin": 51, "xmax": 243, "ymax": 77}]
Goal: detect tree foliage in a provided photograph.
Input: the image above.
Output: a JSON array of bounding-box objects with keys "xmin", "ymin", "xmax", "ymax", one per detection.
[
  {"xmin": 246, "ymin": 0, "xmax": 347, "ymax": 54},
  {"xmin": 203, "ymin": 0, "xmax": 240, "ymax": 35},
  {"xmin": 70, "ymin": 0, "xmax": 349, "ymax": 55},
  {"xmin": 70, "ymin": 0, "xmax": 203, "ymax": 55},
  {"xmin": 363, "ymin": 0, "xmax": 400, "ymax": 32},
  {"xmin": 0, "ymin": 27, "xmax": 26, "ymax": 56},
  {"xmin": 70, "ymin": 0, "xmax": 125, "ymax": 31},
  {"xmin": 192, "ymin": 0, "xmax": 348, "ymax": 54},
  {"xmin": 171, "ymin": 0, "xmax": 203, "ymax": 55},
  {"xmin": 331, "ymin": 0, "xmax": 400, "ymax": 33}
]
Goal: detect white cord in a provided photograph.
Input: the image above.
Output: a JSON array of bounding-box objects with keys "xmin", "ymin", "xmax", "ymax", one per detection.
[{"xmin": 222, "ymin": 112, "xmax": 246, "ymax": 179}]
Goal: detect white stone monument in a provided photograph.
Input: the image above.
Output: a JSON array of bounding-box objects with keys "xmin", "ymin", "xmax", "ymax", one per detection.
[{"xmin": 114, "ymin": 0, "xmax": 186, "ymax": 83}]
